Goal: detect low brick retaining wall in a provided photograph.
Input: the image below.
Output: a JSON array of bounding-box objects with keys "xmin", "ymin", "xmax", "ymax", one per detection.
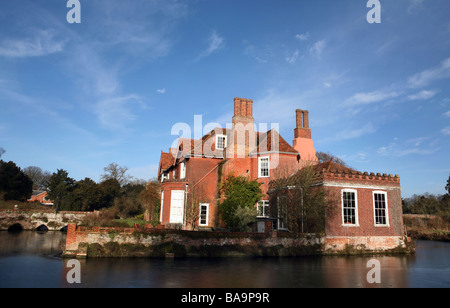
[{"xmin": 63, "ymin": 223, "xmax": 413, "ymax": 258}]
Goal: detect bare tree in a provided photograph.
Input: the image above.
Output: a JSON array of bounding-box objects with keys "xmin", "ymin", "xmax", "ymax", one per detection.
[
  {"xmin": 138, "ymin": 180, "xmax": 161, "ymax": 225},
  {"xmin": 316, "ymin": 151, "xmax": 350, "ymax": 168},
  {"xmin": 23, "ymin": 166, "xmax": 52, "ymax": 190},
  {"xmin": 0, "ymin": 147, "xmax": 5, "ymax": 158},
  {"xmin": 100, "ymin": 162, "xmax": 132, "ymax": 186}
]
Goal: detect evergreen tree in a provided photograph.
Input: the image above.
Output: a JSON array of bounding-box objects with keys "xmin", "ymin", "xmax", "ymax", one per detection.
[
  {"xmin": 0, "ymin": 160, "xmax": 33, "ymax": 201},
  {"xmin": 47, "ymin": 169, "xmax": 75, "ymax": 212},
  {"xmin": 218, "ymin": 175, "xmax": 263, "ymax": 231}
]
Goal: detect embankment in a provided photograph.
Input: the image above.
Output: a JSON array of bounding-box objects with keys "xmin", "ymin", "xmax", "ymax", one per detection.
[
  {"xmin": 404, "ymin": 214, "xmax": 450, "ymax": 242},
  {"xmin": 63, "ymin": 223, "xmax": 413, "ymax": 258}
]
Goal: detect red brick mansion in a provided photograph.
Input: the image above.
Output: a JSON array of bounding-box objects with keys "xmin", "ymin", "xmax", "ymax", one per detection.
[{"xmin": 156, "ymin": 97, "xmax": 406, "ymax": 250}]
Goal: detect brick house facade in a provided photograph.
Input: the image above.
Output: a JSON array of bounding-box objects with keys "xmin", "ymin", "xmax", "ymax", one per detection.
[
  {"xmin": 156, "ymin": 97, "xmax": 406, "ymax": 247},
  {"xmin": 27, "ymin": 190, "xmax": 53, "ymax": 206}
]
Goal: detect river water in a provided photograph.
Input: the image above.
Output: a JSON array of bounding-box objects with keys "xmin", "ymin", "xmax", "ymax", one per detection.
[{"xmin": 0, "ymin": 231, "xmax": 449, "ymax": 288}]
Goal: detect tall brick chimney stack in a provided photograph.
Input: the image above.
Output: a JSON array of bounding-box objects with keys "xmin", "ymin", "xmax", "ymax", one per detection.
[
  {"xmin": 294, "ymin": 109, "xmax": 311, "ymax": 139},
  {"xmin": 232, "ymin": 97, "xmax": 254, "ymax": 126},
  {"xmin": 230, "ymin": 97, "xmax": 256, "ymax": 158},
  {"xmin": 293, "ymin": 109, "xmax": 318, "ymax": 166}
]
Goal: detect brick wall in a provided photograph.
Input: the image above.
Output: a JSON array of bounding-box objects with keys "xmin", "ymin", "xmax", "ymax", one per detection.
[
  {"xmin": 322, "ymin": 173, "xmax": 403, "ymax": 237},
  {"xmin": 63, "ymin": 224, "xmax": 411, "ymax": 258}
]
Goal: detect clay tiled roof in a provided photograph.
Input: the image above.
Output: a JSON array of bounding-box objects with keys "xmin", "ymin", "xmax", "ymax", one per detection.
[
  {"xmin": 159, "ymin": 151, "xmax": 175, "ymax": 172},
  {"xmin": 254, "ymin": 129, "xmax": 298, "ymax": 154},
  {"xmin": 269, "ymin": 160, "xmax": 355, "ymax": 188},
  {"xmin": 311, "ymin": 160, "xmax": 356, "ymax": 174},
  {"xmin": 160, "ymin": 126, "xmax": 299, "ymax": 173}
]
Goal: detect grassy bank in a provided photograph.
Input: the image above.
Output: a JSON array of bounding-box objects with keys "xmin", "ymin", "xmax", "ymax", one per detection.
[
  {"xmin": 0, "ymin": 199, "xmax": 51, "ymax": 211},
  {"xmin": 404, "ymin": 214, "xmax": 450, "ymax": 242}
]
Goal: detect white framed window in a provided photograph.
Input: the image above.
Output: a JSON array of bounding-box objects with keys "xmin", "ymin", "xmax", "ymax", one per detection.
[
  {"xmin": 258, "ymin": 156, "xmax": 270, "ymax": 178},
  {"xmin": 199, "ymin": 203, "xmax": 209, "ymax": 226},
  {"xmin": 180, "ymin": 162, "xmax": 186, "ymax": 179},
  {"xmin": 341, "ymin": 189, "xmax": 359, "ymax": 226},
  {"xmin": 216, "ymin": 134, "xmax": 227, "ymax": 150},
  {"xmin": 257, "ymin": 200, "xmax": 270, "ymax": 218},
  {"xmin": 373, "ymin": 191, "xmax": 389, "ymax": 226}
]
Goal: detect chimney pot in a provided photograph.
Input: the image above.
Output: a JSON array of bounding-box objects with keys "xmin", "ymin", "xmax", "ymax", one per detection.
[
  {"xmin": 303, "ymin": 110, "xmax": 309, "ymax": 129},
  {"xmin": 234, "ymin": 97, "xmax": 241, "ymax": 117},
  {"xmin": 240, "ymin": 99, "xmax": 247, "ymax": 117},
  {"xmin": 246, "ymin": 99, "xmax": 253, "ymax": 118},
  {"xmin": 296, "ymin": 109, "xmax": 303, "ymax": 128}
]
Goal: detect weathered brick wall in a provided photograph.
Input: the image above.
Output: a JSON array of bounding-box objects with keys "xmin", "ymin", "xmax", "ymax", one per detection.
[
  {"xmin": 323, "ymin": 173, "xmax": 403, "ymax": 237},
  {"xmin": 63, "ymin": 223, "xmax": 411, "ymax": 258}
]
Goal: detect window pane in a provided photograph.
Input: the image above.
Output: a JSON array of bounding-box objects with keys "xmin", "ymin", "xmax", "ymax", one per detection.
[
  {"xmin": 259, "ymin": 158, "xmax": 269, "ymax": 177},
  {"xmin": 199, "ymin": 204, "xmax": 208, "ymax": 225},
  {"xmin": 217, "ymin": 136, "xmax": 226, "ymax": 149},
  {"xmin": 374, "ymin": 193, "xmax": 387, "ymax": 225},
  {"xmin": 257, "ymin": 200, "xmax": 269, "ymax": 217},
  {"xmin": 343, "ymin": 191, "xmax": 356, "ymax": 224}
]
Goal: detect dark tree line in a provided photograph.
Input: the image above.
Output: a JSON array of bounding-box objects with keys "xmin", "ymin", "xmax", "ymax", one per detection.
[
  {"xmin": 403, "ymin": 175, "xmax": 450, "ymax": 217},
  {"xmin": 0, "ymin": 159, "xmax": 161, "ymax": 220}
]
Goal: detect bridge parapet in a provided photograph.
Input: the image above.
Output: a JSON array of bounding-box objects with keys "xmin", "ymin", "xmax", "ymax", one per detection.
[{"xmin": 0, "ymin": 210, "xmax": 91, "ymax": 231}]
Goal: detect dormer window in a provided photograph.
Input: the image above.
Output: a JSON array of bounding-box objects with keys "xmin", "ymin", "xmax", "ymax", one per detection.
[{"xmin": 216, "ymin": 134, "xmax": 227, "ymax": 150}]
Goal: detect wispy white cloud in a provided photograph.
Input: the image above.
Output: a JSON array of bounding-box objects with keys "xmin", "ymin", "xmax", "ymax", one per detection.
[
  {"xmin": 68, "ymin": 44, "xmax": 120, "ymax": 97},
  {"xmin": 442, "ymin": 126, "xmax": 450, "ymax": 135},
  {"xmin": 377, "ymin": 38, "xmax": 396, "ymax": 55},
  {"xmin": 322, "ymin": 71, "xmax": 349, "ymax": 89},
  {"xmin": 406, "ymin": 137, "xmax": 431, "ymax": 147},
  {"xmin": 377, "ymin": 137, "xmax": 441, "ymax": 157},
  {"xmin": 91, "ymin": 0, "xmax": 189, "ymax": 59},
  {"xmin": 251, "ymin": 89, "xmax": 310, "ymax": 126},
  {"xmin": 346, "ymin": 90, "xmax": 401, "ymax": 107},
  {"xmin": 0, "ymin": 83, "xmax": 93, "ymax": 136},
  {"xmin": 443, "ymin": 110, "xmax": 450, "ymax": 118},
  {"xmin": 408, "ymin": 90, "xmax": 437, "ymax": 100},
  {"xmin": 333, "ymin": 122, "xmax": 377, "ymax": 141},
  {"xmin": 243, "ymin": 41, "xmax": 272, "ymax": 63},
  {"xmin": 196, "ymin": 30, "xmax": 225, "ymax": 61},
  {"xmin": 340, "ymin": 151, "xmax": 370, "ymax": 164},
  {"xmin": 156, "ymin": 88, "xmax": 166, "ymax": 94},
  {"xmin": 407, "ymin": 0, "xmax": 426, "ymax": 14},
  {"xmin": 285, "ymin": 50, "xmax": 301, "ymax": 64},
  {"xmin": 295, "ymin": 32, "xmax": 310, "ymax": 41},
  {"xmin": 408, "ymin": 57, "xmax": 450, "ymax": 88},
  {"xmin": 309, "ymin": 40, "xmax": 326, "ymax": 59},
  {"xmin": 0, "ymin": 29, "xmax": 65, "ymax": 58},
  {"xmin": 95, "ymin": 94, "xmax": 146, "ymax": 131}
]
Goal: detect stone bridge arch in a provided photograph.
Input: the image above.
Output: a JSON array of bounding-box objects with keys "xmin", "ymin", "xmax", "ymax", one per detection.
[
  {"xmin": 0, "ymin": 210, "xmax": 91, "ymax": 231},
  {"xmin": 7, "ymin": 223, "xmax": 24, "ymax": 232},
  {"xmin": 36, "ymin": 224, "xmax": 49, "ymax": 231}
]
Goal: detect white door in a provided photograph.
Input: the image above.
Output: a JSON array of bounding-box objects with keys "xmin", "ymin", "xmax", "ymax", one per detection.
[{"xmin": 170, "ymin": 190, "xmax": 185, "ymax": 224}]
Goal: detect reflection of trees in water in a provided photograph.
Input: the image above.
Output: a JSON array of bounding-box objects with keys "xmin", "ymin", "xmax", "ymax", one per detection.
[{"xmin": 0, "ymin": 231, "xmax": 66, "ymax": 256}]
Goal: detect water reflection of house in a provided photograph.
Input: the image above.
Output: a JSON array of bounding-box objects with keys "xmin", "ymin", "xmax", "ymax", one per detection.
[
  {"xmin": 28, "ymin": 190, "xmax": 53, "ymax": 206},
  {"xmin": 155, "ymin": 97, "xmax": 407, "ymax": 251}
]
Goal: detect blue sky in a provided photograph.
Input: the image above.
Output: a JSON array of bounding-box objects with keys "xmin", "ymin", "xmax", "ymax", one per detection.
[{"xmin": 0, "ymin": 0, "xmax": 449, "ymax": 197}]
